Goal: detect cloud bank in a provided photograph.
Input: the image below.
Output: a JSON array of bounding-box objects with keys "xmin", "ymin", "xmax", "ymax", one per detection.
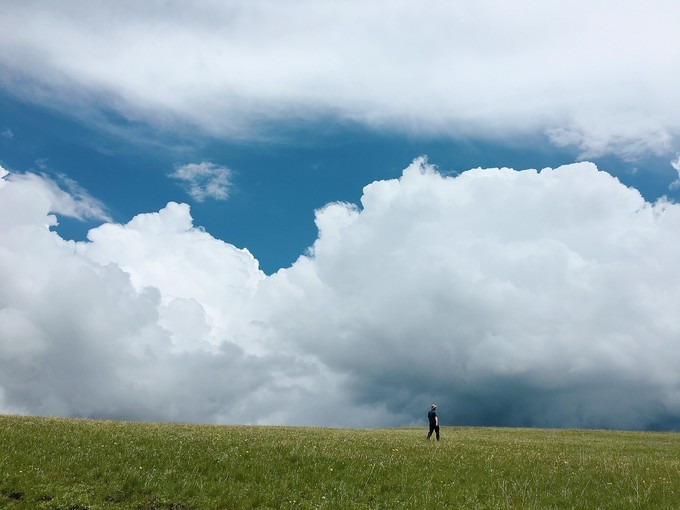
[
  {"xmin": 2, "ymin": 159, "xmax": 680, "ymax": 429},
  {"xmin": 1, "ymin": 1, "xmax": 679, "ymax": 157}
]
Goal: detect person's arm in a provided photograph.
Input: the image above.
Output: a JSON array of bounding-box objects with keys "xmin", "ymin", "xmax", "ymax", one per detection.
[{"xmin": 435, "ymin": 413, "xmax": 439, "ymax": 426}]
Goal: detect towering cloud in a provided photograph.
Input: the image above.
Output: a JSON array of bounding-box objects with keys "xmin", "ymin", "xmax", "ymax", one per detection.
[
  {"xmin": 2, "ymin": 160, "xmax": 680, "ymax": 429},
  {"xmin": 258, "ymin": 159, "xmax": 680, "ymax": 429},
  {"xmin": 0, "ymin": 165, "xmax": 372, "ymax": 426}
]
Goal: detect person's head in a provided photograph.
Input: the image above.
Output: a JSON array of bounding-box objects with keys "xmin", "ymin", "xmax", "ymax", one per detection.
[{"xmin": 431, "ymin": 404, "xmax": 437, "ymax": 409}]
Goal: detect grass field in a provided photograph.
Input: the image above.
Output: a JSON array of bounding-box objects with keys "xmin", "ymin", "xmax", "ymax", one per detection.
[{"xmin": 1, "ymin": 415, "xmax": 679, "ymax": 509}]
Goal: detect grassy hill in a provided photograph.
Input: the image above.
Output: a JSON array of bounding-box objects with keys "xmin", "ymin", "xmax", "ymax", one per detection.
[{"xmin": 1, "ymin": 415, "xmax": 679, "ymax": 509}]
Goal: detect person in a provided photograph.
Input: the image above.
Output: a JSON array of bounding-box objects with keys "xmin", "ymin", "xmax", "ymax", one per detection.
[{"xmin": 427, "ymin": 404, "xmax": 439, "ymax": 440}]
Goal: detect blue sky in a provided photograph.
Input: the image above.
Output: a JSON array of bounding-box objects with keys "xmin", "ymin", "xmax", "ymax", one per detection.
[
  {"xmin": 2, "ymin": 90, "xmax": 678, "ymax": 273},
  {"xmin": 2, "ymin": 1, "xmax": 680, "ymax": 429}
]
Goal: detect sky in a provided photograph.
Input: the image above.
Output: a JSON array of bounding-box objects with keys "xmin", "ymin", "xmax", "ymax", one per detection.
[{"xmin": 1, "ymin": 0, "xmax": 680, "ymax": 430}]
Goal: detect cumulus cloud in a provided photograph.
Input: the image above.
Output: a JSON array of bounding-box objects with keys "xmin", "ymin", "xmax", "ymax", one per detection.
[
  {"xmin": 255, "ymin": 158, "xmax": 680, "ymax": 429},
  {"xmin": 169, "ymin": 162, "xmax": 232, "ymax": 202},
  {"xmin": 2, "ymin": 159, "xmax": 680, "ymax": 429},
  {"xmin": 77, "ymin": 200, "xmax": 260, "ymax": 352},
  {"xmin": 0, "ymin": 164, "xmax": 381, "ymax": 426},
  {"xmin": 1, "ymin": 1, "xmax": 679, "ymax": 158}
]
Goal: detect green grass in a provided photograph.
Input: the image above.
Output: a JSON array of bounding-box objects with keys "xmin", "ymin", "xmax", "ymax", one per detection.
[{"xmin": 1, "ymin": 415, "xmax": 679, "ymax": 509}]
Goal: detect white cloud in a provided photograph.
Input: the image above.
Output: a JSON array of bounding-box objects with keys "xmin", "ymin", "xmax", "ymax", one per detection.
[
  {"xmin": 0, "ymin": 164, "xmax": 384, "ymax": 426},
  {"xmin": 1, "ymin": 1, "xmax": 679, "ymax": 158},
  {"xmin": 670, "ymin": 156, "xmax": 680, "ymax": 190},
  {"xmin": 0, "ymin": 166, "xmax": 110, "ymax": 229},
  {"xmin": 258, "ymin": 158, "xmax": 680, "ymax": 429},
  {"xmin": 77, "ymin": 201, "xmax": 262, "ymax": 353},
  {"xmin": 2, "ymin": 159, "xmax": 680, "ymax": 429},
  {"xmin": 1, "ymin": 128, "xmax": 13, "ymax": 139},
  {"xmin": 169, "ymin": 162, "xmax": 232, "ymax": 202}
]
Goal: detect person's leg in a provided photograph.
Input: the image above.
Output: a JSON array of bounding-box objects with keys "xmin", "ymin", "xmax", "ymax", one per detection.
[
  {"xmin": 427, "ymin": 424, "xmax": 434, "ymax": 439},
  {"xmin": 435, "ymin": 425, "xmax": 440, "ymax": 441}
]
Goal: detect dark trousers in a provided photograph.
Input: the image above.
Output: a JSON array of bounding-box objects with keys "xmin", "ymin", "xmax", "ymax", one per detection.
[{"xmin": 427, "ymin": 423, "xmax": 440, "ymax": 440}]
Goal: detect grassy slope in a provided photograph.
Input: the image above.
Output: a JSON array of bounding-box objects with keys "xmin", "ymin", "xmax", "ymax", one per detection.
[{"xmin": 1, "ymin": 415, "xmax": 679, "ymax": 509}]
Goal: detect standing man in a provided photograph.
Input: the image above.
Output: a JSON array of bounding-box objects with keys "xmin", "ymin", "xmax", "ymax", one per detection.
[{"xmin": 427, "ymin": 404, "xmax": 440, "ymax": 441}]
